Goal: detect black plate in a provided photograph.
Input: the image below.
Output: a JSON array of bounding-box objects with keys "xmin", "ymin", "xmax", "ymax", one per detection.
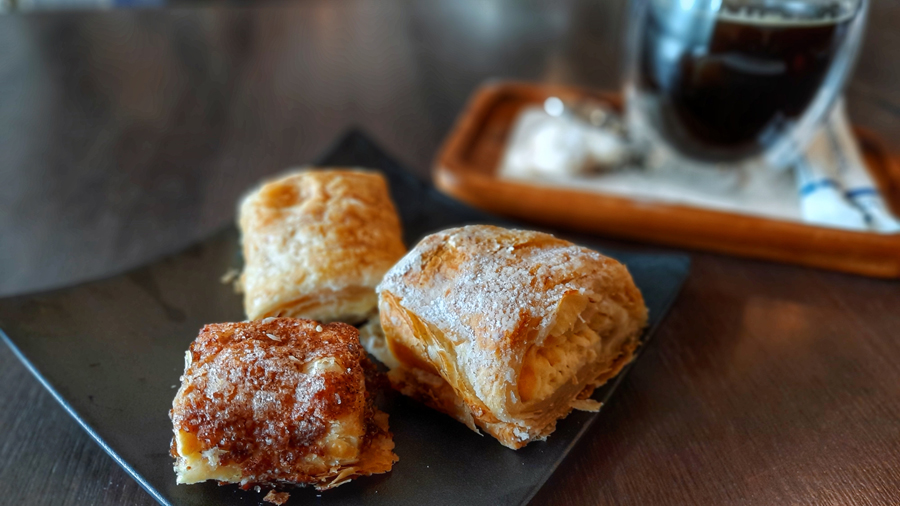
[{"xmin": 0, "ymin": 131, "xmax": 690, "ymax": 506}]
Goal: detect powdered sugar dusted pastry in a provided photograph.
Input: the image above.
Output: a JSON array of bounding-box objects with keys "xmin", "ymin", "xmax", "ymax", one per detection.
[
  {"xmin": 170, "ymin": 318, "xmax": 397, "ymax": 490},
  {"xmin": 239, "ymin": 169, "xmax": 406, "ymax": 323},
  {"xmin": 373, "ymin": 225, "xmax": 648, "ymax": 449}
]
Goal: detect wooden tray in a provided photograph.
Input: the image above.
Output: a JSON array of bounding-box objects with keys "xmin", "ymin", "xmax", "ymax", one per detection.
[{"xmin": 434, "ymin": 81, "xmax": 900, "ymax": 278}]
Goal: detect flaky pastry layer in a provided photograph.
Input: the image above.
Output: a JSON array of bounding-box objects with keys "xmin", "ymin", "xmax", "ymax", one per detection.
[
  {"xmin": 372, "ymin": 225, "xmax": 648, "ymax": 449},
  {"xmin": 238, "ymin": 169, "xmax": 406, "ymax": 323}
]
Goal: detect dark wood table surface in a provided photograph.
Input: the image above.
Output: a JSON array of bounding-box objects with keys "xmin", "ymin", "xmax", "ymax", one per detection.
[{"xmin": 2, "ymin": 1, "xmax": 899, "ymax": 504}]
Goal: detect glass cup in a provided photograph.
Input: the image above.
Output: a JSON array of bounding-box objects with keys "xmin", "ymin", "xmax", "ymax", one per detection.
[{"xmin": 625, "ymin": 0, "xmax": 869, "ymax": 172}]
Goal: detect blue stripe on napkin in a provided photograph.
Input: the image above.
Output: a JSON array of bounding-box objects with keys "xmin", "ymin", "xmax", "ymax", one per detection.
[
  {"xmin": 799, "ymin": 179, "xmax": 839, "ymax": 197},
  {"xmin": 845, "ymin": 187, "xmax": 879, "ymax": 199}
]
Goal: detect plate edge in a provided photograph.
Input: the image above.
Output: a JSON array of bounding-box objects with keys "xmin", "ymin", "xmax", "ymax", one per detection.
[{"xmin": 0, "ymin": 329, "xmax": 173, "ymax": 506}]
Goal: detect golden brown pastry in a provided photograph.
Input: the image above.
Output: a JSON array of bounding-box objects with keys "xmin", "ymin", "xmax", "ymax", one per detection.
[
  {"xmin": 372, "ymin": 225, "xmax": 648, "ymax": 449},
  {"xmin": 169, "ymin": 318, "xmax": 397, "ymax": 491},
  {"xmin": 238, "ymin": 169, "xmax": 406, "ymax": 323}
]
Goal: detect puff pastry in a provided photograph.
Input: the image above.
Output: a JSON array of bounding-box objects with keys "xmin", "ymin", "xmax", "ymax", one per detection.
[
  {"xmin": 239, "ymin": 169, "xmax": 406, "ymax": 323},
  {"xmin": 372, "ymin": 225, "xmax": 648, "ymax": 449},
  {"xmin": 170, "ymin": 318, "xmax": 397, "ymax": 490}
]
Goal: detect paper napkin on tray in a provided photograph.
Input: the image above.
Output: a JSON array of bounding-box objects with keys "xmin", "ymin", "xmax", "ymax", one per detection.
[{"xmin": 499, "ymin": 98, "xmax": 900, "ymax": 234}]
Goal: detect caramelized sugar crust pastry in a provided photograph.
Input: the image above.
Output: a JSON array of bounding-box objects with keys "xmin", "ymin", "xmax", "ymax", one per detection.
[
  {"xmin": 373, "ymin": 225, "xmax": 648, "ymax": 449},
  {"xmin": 170, "ymin": 318, "xmax": 397, "ymax": 491},
  {"xmin": 238, "ymin": 169, "xmax": 406, "ymax": 323}
]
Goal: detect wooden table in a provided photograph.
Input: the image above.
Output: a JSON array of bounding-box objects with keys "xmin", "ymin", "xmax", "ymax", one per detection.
[{"xmin": 1, "ymin": 1, "xmax": 898, "ymax": 504}]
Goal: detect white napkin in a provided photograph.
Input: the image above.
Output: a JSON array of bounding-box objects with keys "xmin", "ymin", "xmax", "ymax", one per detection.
[
  {"xmin": 499, "ymin": 99, "xmax": 900, "ymax": 234},
  {"xmin": 799, "ymin": 99, "xmax": 900, "ymax": 233}
]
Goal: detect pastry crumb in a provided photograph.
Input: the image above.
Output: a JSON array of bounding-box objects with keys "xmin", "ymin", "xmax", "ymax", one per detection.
[
  {"xmin": 570, "ymin": 398, "xmax": 603, "ymax": 412},
  {"xmin": 263, "ymin": 489, "xmax": 290, "ymax": 505},
  {"xmin": 221, "ymin": 268, "xmax": 244, "ymax": 294},
  {"xmin": 220, "ymin": 268, "xmax": 241, "ymax": 285},
  {"xmin": 220, "ymin": 268, "xmax": 239, "ymax": 283}
]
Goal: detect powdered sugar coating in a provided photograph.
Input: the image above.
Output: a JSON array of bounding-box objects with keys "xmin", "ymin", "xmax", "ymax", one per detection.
[{"xmin": 377, "ymin": 225, "xmax": 636, "ymax": 411}]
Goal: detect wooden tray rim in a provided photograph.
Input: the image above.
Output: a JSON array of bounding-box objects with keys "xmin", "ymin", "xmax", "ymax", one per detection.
[{"xmin": 434, "ymin": 81, "xmax": 900, "ymax": 278}]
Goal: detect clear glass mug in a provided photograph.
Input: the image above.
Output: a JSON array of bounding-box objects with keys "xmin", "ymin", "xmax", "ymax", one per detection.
[{"xmin": 625, "ymin": 0, "xmax": 869, "ymax": 172}]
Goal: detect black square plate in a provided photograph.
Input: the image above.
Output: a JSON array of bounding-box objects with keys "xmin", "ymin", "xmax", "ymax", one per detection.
[{"xmin": 0, "ymin": 131, "xmax": 689, "ymax": 506}]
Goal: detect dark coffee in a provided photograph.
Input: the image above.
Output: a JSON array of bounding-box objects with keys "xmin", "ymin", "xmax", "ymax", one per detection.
[{"xmin": 634, "ymin": 2, "xmax": 855, "ymax": 162}]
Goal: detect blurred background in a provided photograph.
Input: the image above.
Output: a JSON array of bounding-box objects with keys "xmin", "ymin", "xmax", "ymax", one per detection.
[
  {"xmin": 0, "ymin": 0, "xmax": 629, "ymax": 294},
  {"xmin": 3, "ymin": 0, "xmax": 899, "ymax": 296}
]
